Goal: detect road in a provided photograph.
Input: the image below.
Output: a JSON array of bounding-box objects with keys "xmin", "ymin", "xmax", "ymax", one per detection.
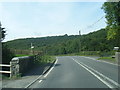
[{"xmin": 29, "ymin": 56, "xmax": 119, "ymax": 88}]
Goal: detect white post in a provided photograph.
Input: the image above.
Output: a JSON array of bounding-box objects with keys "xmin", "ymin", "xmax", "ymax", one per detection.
[
  {"xmin": 30, "ymin": 43, "xmax": 34, "ymax": 55},
  {"xmin": 115, "ymin": 52, "xmax": 120, "ymax": 65}
]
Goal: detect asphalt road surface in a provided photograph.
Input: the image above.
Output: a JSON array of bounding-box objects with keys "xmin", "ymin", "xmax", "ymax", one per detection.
[{"xmin": 29, "ymin": 56, "xmax": 119, "ymax": 88}]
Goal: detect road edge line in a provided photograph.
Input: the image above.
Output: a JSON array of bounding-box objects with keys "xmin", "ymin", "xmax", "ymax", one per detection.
[
  {"xmin": 81, "ymin": 56, "xmax": 118, "ymax": 66},
  {"xmin": 71, "ymin": 58, "xmax": 116, "ymax": 89},
  {"xmin": 25, "ymin": 58, "xmax": 58, "ymax": 88},
  {"xmin": 43, "ymin": 58, "xmax": 58, "ymax": 78}
]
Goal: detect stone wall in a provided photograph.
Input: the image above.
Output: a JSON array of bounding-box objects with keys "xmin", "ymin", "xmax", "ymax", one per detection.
[{"xmin": 10, "ymin": 56, "xmax": 35, "ymax": 77}]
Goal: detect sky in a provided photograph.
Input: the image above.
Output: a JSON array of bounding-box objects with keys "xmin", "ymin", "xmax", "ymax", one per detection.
[{"xmin": 0, "ymin": 1, "xmax": 107, "ymax": 42}]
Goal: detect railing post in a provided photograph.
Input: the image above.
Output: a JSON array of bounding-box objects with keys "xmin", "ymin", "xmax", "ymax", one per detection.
[
  {"xmin": 10, "ymin": 58, "xmax": 19, "ymax": 78},
  {"xmin": 10, "ymin": 62, "xmax": 13, "ymax": 78}
]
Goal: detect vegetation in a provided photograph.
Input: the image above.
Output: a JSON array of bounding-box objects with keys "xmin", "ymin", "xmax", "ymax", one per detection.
[
  {"xmin": 1, "ymin": 2, "xmax": 120, "ymax": 64},
  {"xmin": 35, "ymin": 54, "xmax": 55, "ymax": 65},
  {"xmin": 2, "ymin": 44, "xmax": 15, "ymax": 64},
  {"xmin": 0, "ymin": 22, "xmax": 15, "ymax": 64},
  {"xmin": 4, "ymin": 28, "xmax": 115, "ymax": 56},
  {"xmin": 15, "ymin": 54, "xmax": 32, "ymax": 57},
  {"xmin": 102, "ymin": 2, "xmax": 120, "ymax": 48},
  {"xmin": 0, "ymin": 22, "xmax": 6, "ymax": 41},
  {"xmin": 97, "ymin": 57, "xmax": 116, "ymax": 63}
]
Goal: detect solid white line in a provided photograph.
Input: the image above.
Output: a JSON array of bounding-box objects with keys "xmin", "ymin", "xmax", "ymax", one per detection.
[
  {"xmin": 71, "ymin": 58, "xmax": 116, "ymax": 88},
  {"xmin": 25, "ymin": 75, "xmax": 42, "ymax": 88},
  {"xmin": 38, "ymin": 59, "xmax": 58, "ymax": 83},
  {"xmin": 44, "ymin": 59, "xmax": 58, "ymax": 78},
  {"xmin": 25, "ymin": 58, "xmax": 58, "ymax": 88},
  {"xmin": 79, "ymin": 60, "xmax": 120, "ymax": 87},
  {"xmin": 79, "ymin": 56, "xmax": 120, "ymax": 87},
  {"xmin": 80, "ymin": 56, "xmax": 118, "ymax": 66}
]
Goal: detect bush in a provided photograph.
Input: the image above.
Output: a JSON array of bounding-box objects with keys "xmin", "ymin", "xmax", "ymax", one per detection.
[
  {"xmin": 34, "ymin": 54, "xmax": 55, "ymax": 65},
  {"xmin": 2, "ymin": 44, "xmax": 15, "ymax": 64}
]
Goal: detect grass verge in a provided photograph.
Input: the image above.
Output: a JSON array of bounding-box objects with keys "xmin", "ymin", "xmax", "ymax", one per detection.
[
  {"xmin": 15, "ymin": 54, "xmax": 32, "ymax": 57},
  {"xmin": 97, "ymin": 56, "xmax": 116, "ymax": 63},
  {"xmin": 1, "ymin": 73, "xmax": 22, "ymax": 80},
  {"xmin": 35, "ymin": 55, "xmax": 56, "ymax": 65}
]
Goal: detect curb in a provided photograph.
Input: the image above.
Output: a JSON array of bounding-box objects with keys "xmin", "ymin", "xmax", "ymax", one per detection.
[
  {"xmin": 25, "ymin": 59, "xmax": 56, "ymax": 88},
  {"xmin": 42, "ymin": 60, "xmax": 56, "ymax": 75}
]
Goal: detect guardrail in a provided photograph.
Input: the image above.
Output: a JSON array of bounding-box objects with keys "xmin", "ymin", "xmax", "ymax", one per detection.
[
  {"xmin": 0, "ymin": 56, "xmax": 36, "ymax": 77},
  {"xmin": 0, "ymin": 64, "xmax": 11, "ymax": 74}
]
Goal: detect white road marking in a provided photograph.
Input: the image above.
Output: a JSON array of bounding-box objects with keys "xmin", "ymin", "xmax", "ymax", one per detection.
[
  {"xmin": 79, "ymin": 60, "xmax": 119, "ymax": 87},
  {"xmin": 25, "ymin": 58, "xmax": 58, "ymax": 88},
  {"xmin": 39, "ymin": 58, "xmax": 58, "ymax": 83},
  {"xmin": 44, "ymin": 58, "xmax": 58, "ymax": 78},
  {"xmin": 80, "ymin": 56, "xmax": 119, "ymax": 66},
  {"xmin": 71, "ymin": 57, "xmax": 119, "ymax": 89},
  {"xmin": 39, "ymin": 80, "xmax": 42, "ymax": 83},
  {"xmin": 25, "ymin": 75, "xmax": 42, "ymax": 88}
]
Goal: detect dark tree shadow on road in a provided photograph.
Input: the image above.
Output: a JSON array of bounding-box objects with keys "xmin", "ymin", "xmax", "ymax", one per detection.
[
  {"xmin": 22, "ymin": 62, "xmax": 61, "ymax": 77},
  {"xmin": 55, "ymin": 64, "xmax": 61, "ymax": 67}
]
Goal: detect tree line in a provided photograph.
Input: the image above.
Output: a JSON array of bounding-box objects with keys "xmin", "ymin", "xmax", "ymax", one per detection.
[{"xmin": 4, "ymin": 28, "xmax": 115, "ymax": 55}]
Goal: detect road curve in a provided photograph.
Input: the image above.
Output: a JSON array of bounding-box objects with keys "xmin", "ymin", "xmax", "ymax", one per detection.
[{"xmin": 29, "ymin": 56, "xmax": 119, "ymax": 88}]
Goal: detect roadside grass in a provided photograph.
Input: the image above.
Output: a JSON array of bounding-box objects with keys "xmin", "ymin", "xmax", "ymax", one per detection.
[
  {"xmin": 55, "ymin": 53, "xmax": 100, "ymax": 57},
  {"xmin": 35, "ymin": 55, "xmax": 56, "ymax": 65},
  {"xmin": 1, "ymin": 73, "xmax": 22, "ymax": 80},
  {"xmin": 79, "ymin": 55, "xmax": 99, "ymax": 57},
  {"xmin": 0, "ymin": 74, "xmax": 10, "ymax": 80},
  {"xmin": 97, "ymin": 56, "xmax": 116, "ymax": 63},
  {"xmin": 15, "ymin": 54, "xmax": 32, "ymax": 57},
  {"xmin": 41, "ymin": 55, "xmax": 56, "ymax": 64},
  {"xmin": 56, "ymin": 53, "xmax": 76, "ymax": 56}
]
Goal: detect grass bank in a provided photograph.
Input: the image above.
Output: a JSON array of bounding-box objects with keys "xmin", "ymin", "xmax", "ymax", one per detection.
[
  {"xmin": 97, "ymin": 56, "xmax": 116, "ymax": 63},
  {"xmin": 34, "ymin": 55, "xmax": 56, "ymax": 65},
  {"xmin": 15, "ymin": 54, "xmax": 32, "ymax": 57}
]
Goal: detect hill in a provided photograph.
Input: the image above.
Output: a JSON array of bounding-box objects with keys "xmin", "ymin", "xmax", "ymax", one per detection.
[{"xmin": 4, "ymin": 28, "xmax": 115, "ymax": 55}]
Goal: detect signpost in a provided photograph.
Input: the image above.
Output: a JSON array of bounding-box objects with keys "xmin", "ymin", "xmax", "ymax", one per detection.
[
  {"xmin": 30, "ymin": 43, "xmax": 34, "ymax": 55},
  {"xmin": 114, "ymin": 47, "xmax": 120, "ymax": 65}
]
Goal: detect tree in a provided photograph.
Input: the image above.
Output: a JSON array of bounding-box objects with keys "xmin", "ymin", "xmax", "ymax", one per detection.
[
  {"xmin": 0, "ymin": 22, "xmax": 15, "ymax": 64},
  {"xmin": 102, "ymin": 2, "xmax": 120, "ymax": 47},
  {"xmin": 0, "ymin": 22, "xmax": 6, "ymax": 41}
]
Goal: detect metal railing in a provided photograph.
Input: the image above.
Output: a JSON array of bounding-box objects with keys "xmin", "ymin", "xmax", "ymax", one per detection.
[{"xmin": 0, "ymin": 64, "xmax": 11, "ymax": 74}]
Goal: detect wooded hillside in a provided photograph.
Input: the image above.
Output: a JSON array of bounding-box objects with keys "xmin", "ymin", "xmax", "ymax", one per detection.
[{"xmin": 4, "ymin": 28, "xmax": 116, "ymax": 55}]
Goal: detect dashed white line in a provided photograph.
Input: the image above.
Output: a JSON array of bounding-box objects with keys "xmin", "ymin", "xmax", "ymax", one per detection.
[{"xmin": 39, "ymin": 80, "xmax": 42, "ymax": 83}]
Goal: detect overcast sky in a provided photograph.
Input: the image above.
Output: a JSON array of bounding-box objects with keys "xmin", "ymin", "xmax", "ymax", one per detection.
[{"xmin": 0, "ymin": 1, "xmax": 107, "ymax": 42}]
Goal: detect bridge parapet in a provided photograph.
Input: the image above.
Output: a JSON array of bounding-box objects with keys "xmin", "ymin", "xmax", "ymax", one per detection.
[{"xmin": 10, "ymin": 56, "xmax": 34, "ymax": 77}]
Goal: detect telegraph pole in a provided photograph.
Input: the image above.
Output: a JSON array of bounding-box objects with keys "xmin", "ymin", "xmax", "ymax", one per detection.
[
  {"xmin": 79, "ymin": 30, "xmax": 81, "ymax": 53},
  {"xmin": 79, "ymin": 30, "xmax": 81, "ymax": 36}
]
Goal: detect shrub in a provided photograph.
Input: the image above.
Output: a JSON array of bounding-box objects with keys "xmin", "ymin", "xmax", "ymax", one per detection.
[{"xmin": 2, "ymin": 44, "xmax": 15, "ymax": 64}]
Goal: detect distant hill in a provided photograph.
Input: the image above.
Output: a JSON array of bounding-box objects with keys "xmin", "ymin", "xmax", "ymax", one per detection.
[
  {"xmin": 4, "ymin": 28, "xmax": 115, "ymax": 55},
  {"xmin": 5, "ymin": 34, "xmax": 79, "ymax": 50}
]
